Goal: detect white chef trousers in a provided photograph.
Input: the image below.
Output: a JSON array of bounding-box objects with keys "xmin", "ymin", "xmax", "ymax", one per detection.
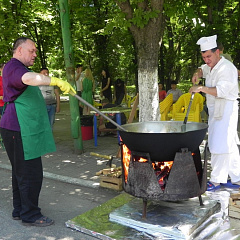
[{"xmin": 210, "ymin": 143, "xmax": 240, "ymax": 183}]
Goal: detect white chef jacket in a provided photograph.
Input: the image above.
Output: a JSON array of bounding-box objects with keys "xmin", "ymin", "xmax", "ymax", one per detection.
[{"xmin": 201, "ymin": 57, "xmax": 239, "ymax": 154}]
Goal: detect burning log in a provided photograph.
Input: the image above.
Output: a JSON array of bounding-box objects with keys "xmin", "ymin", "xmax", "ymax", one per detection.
[{"xmin": 156, "ymin": 166, "xmax": 170, "ymax": 190}]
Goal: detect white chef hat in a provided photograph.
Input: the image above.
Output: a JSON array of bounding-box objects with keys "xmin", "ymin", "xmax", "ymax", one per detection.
[{"xmin": 196, "ymin": 35, "xmax": 217, "ymax": 51}]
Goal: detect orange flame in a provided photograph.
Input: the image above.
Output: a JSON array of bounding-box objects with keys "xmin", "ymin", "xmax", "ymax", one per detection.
[
  {"xmin": 153, "ymin": 161, "xmax": 173, "ymax": 171},
  {"xmin": 138, "ymin": 157, "xmax": 148, "ymax": 162},
  {"xmin": 122, "ymin": 144, "xmax": 174, "ymax": 186},
  {"xmin": 122, "ymin": 144, "xmax": 131, "ymax": 182}
]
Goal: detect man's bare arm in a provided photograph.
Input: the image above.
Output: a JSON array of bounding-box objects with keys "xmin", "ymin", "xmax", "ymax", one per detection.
[
  {"xmin": 22, "ymin": 72, "xmax": 51, "ymax": 86},
  {"xmin": 189, "ymin": 85, "xmax": 217, "ymax": 97}
]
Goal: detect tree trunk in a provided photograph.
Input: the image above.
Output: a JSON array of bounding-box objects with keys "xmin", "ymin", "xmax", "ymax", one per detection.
[
  {"xmin": 137, "ymin": 35, "xmax": 160, "ymax": 121},
  {"xmin": 116, "ymin": 0, "xmax": 164, "ymax": 121}
]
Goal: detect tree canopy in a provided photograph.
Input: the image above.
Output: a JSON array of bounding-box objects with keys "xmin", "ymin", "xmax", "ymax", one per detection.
[{"xmin": 1, "ymin": 0, "xmax": 240, "ymax": 91}]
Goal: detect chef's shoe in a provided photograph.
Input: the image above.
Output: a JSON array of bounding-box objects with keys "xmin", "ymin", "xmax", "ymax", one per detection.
[
  {"xmin": 207, "ymin": 181, "xmax": 221, "ymax": 191},
  {"xmin": 221, "ymin": 180, "xmax": 240, "ymax": 188}
]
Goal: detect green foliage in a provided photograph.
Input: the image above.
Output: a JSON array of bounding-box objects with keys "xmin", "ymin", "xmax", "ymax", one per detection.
[
  {"xmin": 0, "ymin": 0, "xmax": 63, "ymax": 72},
  {"xmin": 1, "ymin": 0, "xmax": 240, "ymax": 89},
  {"xmin": 178, "ymin": 80, "xmax": 193, "ymax": 94},
  {"xmin": 130, "ymin": 8, "xmax": 160, "ymax": 29},
  {"xmin": 158, "ymin": 0, "xmax": 240, "ymax": 88},
  {"xmin": 70, "ymin": 0, "xmax": 137, "ymax": 85},
  {"xmin": 126, "ymin": 85, "xmax": 137, "ymax": 96}
]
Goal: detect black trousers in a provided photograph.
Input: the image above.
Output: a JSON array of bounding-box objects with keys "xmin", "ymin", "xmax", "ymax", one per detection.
[
  {"xmin": 0, "ymin": 128, "xmax": 43, "ymax": 222},
  {"xmin": 115, "ymin": 93, "xmax": 124, "ymax": 105},
  {"xmin": 103, "ymin": 91, "xmax": 112, "ymax": 103}
]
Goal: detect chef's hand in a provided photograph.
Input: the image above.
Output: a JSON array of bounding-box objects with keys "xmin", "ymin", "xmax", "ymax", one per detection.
[
  {"xmin": 189, "ymin": 85, "xmax": 202, "ymax": 94},
  {"xmin": 50, "ymin": 77, "xmax": 76, "ymax": 95},
  {"xmin": 191, "ymin": 68, "xmax": 202, "ymax": 84}
]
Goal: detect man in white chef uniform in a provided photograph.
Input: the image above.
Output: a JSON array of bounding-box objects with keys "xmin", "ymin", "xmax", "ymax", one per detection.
[{"xmin": 190, "ymin": 35, "xmax": 240, "ymax": 191}]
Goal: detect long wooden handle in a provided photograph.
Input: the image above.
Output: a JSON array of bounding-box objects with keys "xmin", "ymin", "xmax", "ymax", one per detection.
[{"xmin": 127, "ymin": 93, "xmax": 139, "ymax": 124}]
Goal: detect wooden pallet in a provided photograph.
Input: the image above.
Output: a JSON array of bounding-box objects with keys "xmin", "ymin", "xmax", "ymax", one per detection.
[
  {"xmin": 229, "ymin": 193, "xmax": 240, "ymax": 219},
  {"xmin": 100, "ymin": 176, "xmax": 122, "ymax": 191}
]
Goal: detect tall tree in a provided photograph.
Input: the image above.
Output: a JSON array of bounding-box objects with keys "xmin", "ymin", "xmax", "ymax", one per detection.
[
  {"xmin": 70, "ymin": 0, "xmax": 137, "ymax": 87},
  {"xmin": 1, "ymin": 0, "xmax": 240, "ymax": 101},
  {"xmin": 0, "ymin": 0, "xmax": 63, "ymax": 71},
  {"xmin": 116, "ymin": 0, "xmax": 164, "ymax": 121}
]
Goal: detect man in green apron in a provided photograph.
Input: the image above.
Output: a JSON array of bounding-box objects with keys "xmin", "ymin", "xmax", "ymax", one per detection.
[{"xmin": 0, "ymin": 37, "xmax": 75, "ymax": 226}]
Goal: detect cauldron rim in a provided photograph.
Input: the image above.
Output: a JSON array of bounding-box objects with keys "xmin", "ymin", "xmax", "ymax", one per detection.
[
  {"xmin": 119, "ymin": 121, "xmax": 208, "ymax": 162},
  {"xmin": 120, "ymin": 121, "xmax": 208, "ymax": 134}
]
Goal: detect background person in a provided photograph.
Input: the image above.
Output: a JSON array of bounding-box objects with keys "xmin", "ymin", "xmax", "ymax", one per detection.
[
  {"xmin": 166, "ymin": 80, "xmax": 182, "ymax": 102},
  {"xmin": 75, "ymin": 64, "xmax": 84, "ymax": 115},
  {"xmin": 39, "ymin": 67, "xmax": 60, "ymax": 129},
  {"xmin": 100, "ymin": 69, "xmax": 112, "ymax": 103},
  {"xmin": 158, "ymin": 83, "xmax": 167, "ymax": 102},
  {"xmin": 80, "ymin": 68, "xmax": 95, "ymax": 115},
  {"xmin": 0, "ymin": 63, "xmax": 4, "ymax": 115},
  {"xmin": 218, "ymin": 42, "xmax": 240, "ymax": 76},
  {"xmin": 190, "ymin": 35, "xmax": 240, "ymax": 191},
  {"xmin": 217, "ymin": 42, "xmax": 233, "ymax": 62},
  {"xmin": 0, "ymin": 37, "xmax": 75, "ymax": 227},
  {"xmin": 113, "ymin": 78, "xmax": 127, "ymax": 105}
]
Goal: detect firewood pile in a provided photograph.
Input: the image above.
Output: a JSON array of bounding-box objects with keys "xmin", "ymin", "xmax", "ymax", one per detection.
[
  {"xmin": 96, "ymin": 166, "xmax": 123, "ymax": 191},
  {"xmin": 96, "ymin": 166, "xmax": 122, "ymax": 177},
  {"xmin": 90, "ymin": 152, "xmax": 123, "ymax": 190}
]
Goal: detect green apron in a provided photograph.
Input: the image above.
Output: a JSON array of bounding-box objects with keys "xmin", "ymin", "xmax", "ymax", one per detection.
[{"xmin": 15, "ymin": 86, "xmax": 56, "ymax": 160}]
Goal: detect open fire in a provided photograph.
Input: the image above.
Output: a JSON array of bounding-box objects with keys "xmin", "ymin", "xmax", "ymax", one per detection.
[
  {"xmin": 122, "ymin": 144, "xmax": 131, "ymax": 183},
  {"xmin": 121, "ymin": 142, "xmax": 207, "ymax": 202},
  {"xmin": 119, "ymin": 121, "xmax": 208, "ymax": 218},
  {"xmin": 120, "ymin": 142, "xmax": 207, "ymax": 218},
  {"xmin": 122, "ymin": 144, "xmax": 174, "ymax": 191},
  {"xmin": 155, "ymin": 161, "xmax": 173, "ymax": 190}
]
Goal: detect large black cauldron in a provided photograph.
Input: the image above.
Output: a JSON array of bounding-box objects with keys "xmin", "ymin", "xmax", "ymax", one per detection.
[{"xmin": 119, "ymin": 121, "xmax": 208, "ymax": 162}]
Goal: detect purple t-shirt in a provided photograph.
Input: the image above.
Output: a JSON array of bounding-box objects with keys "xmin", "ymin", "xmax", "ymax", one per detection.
[{"xmin": 0, "ymin": 58, "xmax": 28, "ymax": 131}]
